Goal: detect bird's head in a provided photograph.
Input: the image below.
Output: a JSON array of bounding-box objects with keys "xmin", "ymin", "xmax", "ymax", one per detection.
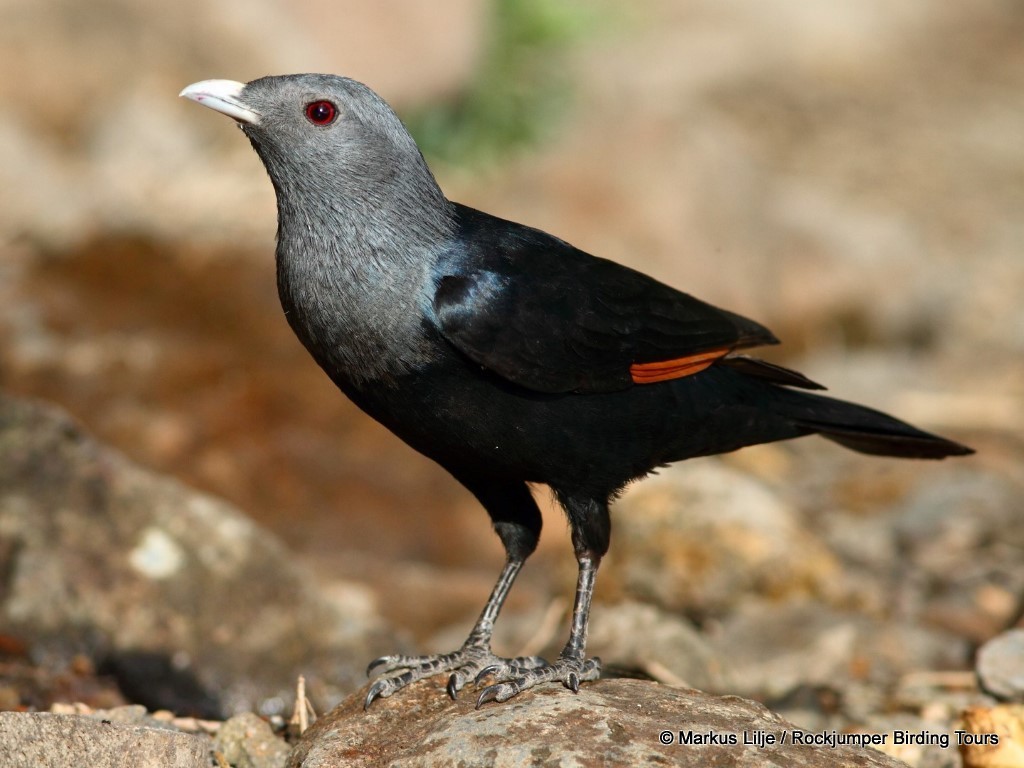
[{"xmin": 180, "ymin": 74, "xmax": 449, "ymax": 228}]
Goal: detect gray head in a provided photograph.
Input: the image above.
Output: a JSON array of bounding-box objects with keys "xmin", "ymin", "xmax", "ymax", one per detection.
[
  {"xmin": 181, "ymin": 74, "xmax": 453, "ymax": 245},
  {"xmin": 182, "ymin": 75, "xmax": 455, "ymax": 383}
]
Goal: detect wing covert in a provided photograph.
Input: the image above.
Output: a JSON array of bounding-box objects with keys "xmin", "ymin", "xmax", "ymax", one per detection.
[{"xmin": 432, "ymin": 205, "xmax": 777, "ymax": 394}]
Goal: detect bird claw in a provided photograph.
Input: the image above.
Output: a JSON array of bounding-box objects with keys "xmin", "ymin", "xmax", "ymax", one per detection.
[
  {"xmin": 476, "ymin": 681, "xmax": 519, "ymax": 708},
  {"xmin": 366, "ymin": 654, "xmax": 397, "ymax": 676},
  {"xmin": 473, "ymin": 664, "xmax": 503, "ymax": 685},
  {"xmin": 474, "ymin": 656, "xmax": 601, "ymax": 708},
  {"xmin": 363, "ymin": 678, "xmax": 390, "ymax": 710},
  {"xmin": 475, "ymin": 659, "xmax": 602, "ymax": 712},
  {"xmin": 363, "ymin": 645, "xmax": 596, "ymax": 708},
  {"xmin": 567, "ymin": 670, "xmax": 579, "ymax": 693},
  {"xmin": 363, "ymin": 646, "xmax": 549, "ymax": 707},
  {"xmin": 446, "ymin": 673, "xmax": 461, "ymax": 700}
]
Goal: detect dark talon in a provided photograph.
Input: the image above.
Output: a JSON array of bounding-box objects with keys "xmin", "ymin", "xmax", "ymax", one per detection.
[
  {"xmin": 446, "ymin": 673, "xmax": 460, "ymax": 700},
  {"xmin": 366, "ymin": 656, "xmax": 390, "ymax": 677},
  {"xmin": 364, "ymin": 680, "xmax": 388, "ymax": 710},
  {"xmin": 474, "ymin": 664, "xmax": 502, "ymax": 685},
  {"xmin": 567, "ymin": 671, "xmax": 579, "ymax": 693},
  {"xmin": 476, "ymin": 685, "xmax": 503, "ymax": 709}
]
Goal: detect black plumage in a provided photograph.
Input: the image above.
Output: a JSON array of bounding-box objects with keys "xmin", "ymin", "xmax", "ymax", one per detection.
[{"xmin": 180, "ymin": 74, "xmax": 973, "ymax": 708}]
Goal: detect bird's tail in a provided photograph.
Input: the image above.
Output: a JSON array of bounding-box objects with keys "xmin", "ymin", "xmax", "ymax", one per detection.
[{"xmin": 771, "ymin": 387, "xmax": 973, "ymax": 459}]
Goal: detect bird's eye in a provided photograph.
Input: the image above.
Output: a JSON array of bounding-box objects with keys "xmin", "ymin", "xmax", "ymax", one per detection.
[{"xmin": 305, "ymin": 100, "xmax": 338, "ymax": 126}]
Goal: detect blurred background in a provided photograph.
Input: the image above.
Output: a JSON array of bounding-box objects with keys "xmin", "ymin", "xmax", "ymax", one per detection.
[{"xmin": 1, "ymin": 0, "xmax": 1021, "ymax": 729}]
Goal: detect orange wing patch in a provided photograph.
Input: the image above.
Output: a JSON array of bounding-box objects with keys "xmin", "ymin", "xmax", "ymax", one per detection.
[{"xmin": 629, "ymin": 347, "xmax": 730, "ymax": 384}]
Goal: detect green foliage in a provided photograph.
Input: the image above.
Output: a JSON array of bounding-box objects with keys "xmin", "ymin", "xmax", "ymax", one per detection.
[{"xmin": 405, "ymin": 0, "xmax": 595, "ymax": 166}]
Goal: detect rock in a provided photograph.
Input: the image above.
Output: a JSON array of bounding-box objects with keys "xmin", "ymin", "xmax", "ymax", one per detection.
[
  {"xmin": 774, "ymin": 444, "xmax": 1024, "ymax": 646},
  {"xmin": 214, "ymin": 712, "xmax": 291, "ymax": 768},
  {"xmin": 0, "ymin": 711, "xmax": 210, "ymax": 768},
  {"xmin": 959, "ymin": 704, "xmax": 1024, "ymax": 768},
  {"xmin": 893, "ymin": 471, "xmax": 1023, "ymax": 584},
  {"xmin": 586, "ymin": 600, "xmax": 730, "ymax": 691},
  {"xmin": 711, "ymin": 600, "xmax": 969, "ymax": 703},
  {"xmin": 288, "ymin": 678, "xmax": 909, "ymax": 767},
  {"xmin": 880, "ymin": 468, "xmax": 1023, "ymax": 644},
  {"xmin": 0, "ymin": 392, "xmax": 396, "ymax": 716},
  {"xmin": 976, "ymin": 630, "xmax": 1024, "ymax": 702},
  {"xmin": 602, "ymin": 461, "xmax": 841, "ymax": 618}
]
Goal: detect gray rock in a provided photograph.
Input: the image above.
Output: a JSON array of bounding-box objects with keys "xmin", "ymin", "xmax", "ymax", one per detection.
[
  {"xmin": 711, "ymin": 600, "xmax": 969, "ymax": 702},
  {"xmin": 603, "ymin": 461, "xmax": 841, "ymax": 617},
  {"xmin": 885, "ymin": 469, "xmax": 1024, "ymax": 642},
  {"xmin": 288, "ymin": 679, "xmax": 909, "ymax": 767},
  {"xmin": 0, "ymin": 392, "xmax": 396, "ymax": 716},
  {"xmin": 976, "ymin": 629, "xmax": 1024, "ymax": 702},
  {"xmin": 0, "ymin": 711, "xmax": 210, "ymax": 768},
  {"xmin": 587, "ymin": 600, "xmax": 730, "ymax": 691},
  {"xmin": 779, "ymin": 446, "xmax": 1022, "ymax": 643}
]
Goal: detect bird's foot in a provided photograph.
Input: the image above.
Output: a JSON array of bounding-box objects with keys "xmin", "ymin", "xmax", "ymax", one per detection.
[
  {"xmin": 364, "ymin": 643, "xmax": 546, "ymax": 708},
  {"xmin": 475, "ymin": 654, "xmax": 601, "ymax": 708}
]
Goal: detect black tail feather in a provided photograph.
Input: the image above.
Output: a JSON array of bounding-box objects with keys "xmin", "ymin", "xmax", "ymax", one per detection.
[
  {"xmin": 721, "ymin": 355, "xmax": 826, "ymax": 390},
  {"xmin": 774, "ymin": 389, "xmax": 974, "ymax": 460},
  {"xmin": 817, "ymin": 426, "xmax": 973, "ymax": 459}
]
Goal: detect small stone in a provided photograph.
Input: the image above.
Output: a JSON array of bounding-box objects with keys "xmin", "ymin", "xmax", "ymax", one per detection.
[
  {"xmin": 214, "ymin": 712, "xmax": 290, "ymax": 768},
  {"xmin": 977, "ymin": 630, "xmax": 1024, "ymax": 702}
]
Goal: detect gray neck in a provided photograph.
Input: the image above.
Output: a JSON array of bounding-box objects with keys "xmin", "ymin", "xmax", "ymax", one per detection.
[{"xmin": 273, "ymin": 166, "xmax": 454, "ymax": 388}]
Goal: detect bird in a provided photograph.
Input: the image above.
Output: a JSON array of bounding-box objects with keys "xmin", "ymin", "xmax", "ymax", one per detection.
[{"xmin": 180, "ymin": 74, "xmax": 973, "ymax": 709}]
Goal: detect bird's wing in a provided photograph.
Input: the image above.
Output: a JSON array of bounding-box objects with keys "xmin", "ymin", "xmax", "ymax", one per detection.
[{"xmin": 432, "ymin": 206, "xmax": 778, "ymax": 394}]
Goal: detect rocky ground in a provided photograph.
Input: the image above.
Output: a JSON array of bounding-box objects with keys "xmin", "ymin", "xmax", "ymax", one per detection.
[{"xmin": 1, "ymin": 0, "xmax": 1021, "ymax": 766}]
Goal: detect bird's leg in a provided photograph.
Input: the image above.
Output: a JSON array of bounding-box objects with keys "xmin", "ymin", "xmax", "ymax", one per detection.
[
  {"xmin": 474, "ymin": 551, "xmax": 603, "ymax": 706},
  {"xmin": 560, "ymin": 551, "xmax": 600, "ymax": 668},
  {"xmin": 364, "ymin": 556, "xmax": 547, "ymax": 706},
  {"xmin": 475, "ymin": 493, "xmax": 608, "ymax": 707},
  {"xmin": 443, "ymin": 555, "xmax": 550, "ymax": 692},
  {"xmin": 365, "ymin": 479, "xmax": 545, "ymax": 708}
]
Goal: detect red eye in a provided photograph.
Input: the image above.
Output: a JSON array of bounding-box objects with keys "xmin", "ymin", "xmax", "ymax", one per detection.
[{"xmin": 305, "ymin": 100, "xmax": 337, "ymax": 126}]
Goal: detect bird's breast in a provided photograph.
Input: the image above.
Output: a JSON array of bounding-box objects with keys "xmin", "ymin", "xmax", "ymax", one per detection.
[{"xmin": 275, "ymin": 244, "xmax": 436, "ymax": 388}]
